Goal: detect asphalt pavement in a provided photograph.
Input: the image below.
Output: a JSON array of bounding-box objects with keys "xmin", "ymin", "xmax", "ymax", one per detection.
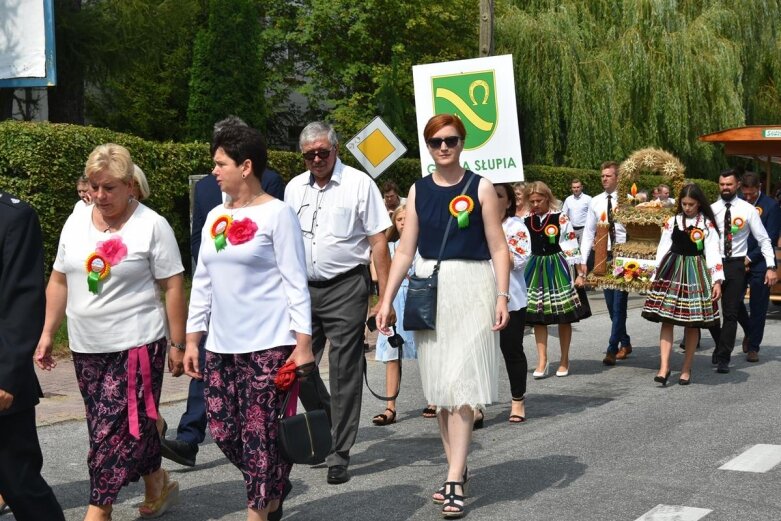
[{"xmin": 15, "ymin": 292, "xmax": 781, "ymax": 520}]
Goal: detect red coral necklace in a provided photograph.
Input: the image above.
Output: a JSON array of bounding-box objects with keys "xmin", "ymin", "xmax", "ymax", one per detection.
[{"xmin": 529, "ymin": 211, "xmax": 551, "ymax": 232}]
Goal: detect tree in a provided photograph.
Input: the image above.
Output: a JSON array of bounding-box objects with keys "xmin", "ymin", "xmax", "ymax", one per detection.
[
  {"xmin": 85, "ymin": 0, "xmax": 202, "ymax": 141},
  {"xmin": 496, "ymin": 0, "xmax": 781, "ymax": 177},
  {"xmin": 186, "ymin": 0, "xmax": 267, "ymax": 141},
  {"xmin": 294, "ymin": 0, "xmax": 479, "ymax": 148}
]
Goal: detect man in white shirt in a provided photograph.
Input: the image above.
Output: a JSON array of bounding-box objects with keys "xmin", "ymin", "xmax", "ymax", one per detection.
[
  {"xmin": 711, "ymin": 169, "xmax": 777, "ymax": 373},
  {"xmin": 655, "ymin": 183, "xmax": 676, "ymax": 205},
  {"xmin": 580, "ymin": 161, "xmax": 633, "ymax": 364},
  {"xmin": 285, "ymin": 121, "xmax": 393, "ymax": 485},
  {"xmin": 561, "ymin": 178, "xmax": 592, "ymax": 244}
]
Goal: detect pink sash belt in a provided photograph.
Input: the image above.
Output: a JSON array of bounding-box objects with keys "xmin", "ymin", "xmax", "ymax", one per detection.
[{"xmin": 127, "ymin": 344, "xmax": 158, "ymax": 439}]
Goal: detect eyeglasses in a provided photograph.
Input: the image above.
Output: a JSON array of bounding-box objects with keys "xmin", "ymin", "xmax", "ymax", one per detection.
[
  {"xmin": 302, "ymin": 147, "xmax": 334, "ymax": 161},
  {"xmin": 426, "ymin": 136, "xmax": 461, "ymax": 149},
  {"xmin": 296, "ymin": 189, "xmax": 325, "ymax": 238}
]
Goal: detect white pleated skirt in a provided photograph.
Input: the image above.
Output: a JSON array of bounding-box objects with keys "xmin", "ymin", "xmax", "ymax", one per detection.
[{"xmin": 414, "ymin": 258, "xmax": 499, "ymax": 411}]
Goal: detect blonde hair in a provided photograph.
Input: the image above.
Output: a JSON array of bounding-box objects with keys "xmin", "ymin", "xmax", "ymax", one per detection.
[
  {"xmin": 386, "ymin": 203, "xmax": 407, "ymax": 242},
  {"xmin": 525, "ymin": 181, "xmax": 561, "ymax": 211},
  {"xmin": 84, "ymin": 144, "xmax": 134, "ymax": 184},
  {"xmin": 132, "ymin": 164, "xmax": 150, "ymax": 200}
]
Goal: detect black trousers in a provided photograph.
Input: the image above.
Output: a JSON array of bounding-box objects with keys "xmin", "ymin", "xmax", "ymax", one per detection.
[
  {"xmin": 0, "ymin": 408, "xmax": 65, "ymax": 521},
  {"xmin": 714, "ymin": 258, "xmax": 747, "ymax": 364},
  {"xmin": 498, "ymin": 308, "xmax": 528, "ymax": 399}
]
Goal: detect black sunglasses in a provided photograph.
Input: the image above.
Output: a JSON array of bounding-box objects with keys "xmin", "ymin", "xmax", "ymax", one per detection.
[
  {"xmin": 426, "ymin": 136, "xmax": 461, "ymax": 149},
  {"xmin": 302, "ymin": 148, "xmax": 333, "ymax": 161}
]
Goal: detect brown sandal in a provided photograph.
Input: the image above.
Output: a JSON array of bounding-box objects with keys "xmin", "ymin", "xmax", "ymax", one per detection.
[{"xmin": 372, "ymin": 408, "xmax": 396, "ymax": 426}]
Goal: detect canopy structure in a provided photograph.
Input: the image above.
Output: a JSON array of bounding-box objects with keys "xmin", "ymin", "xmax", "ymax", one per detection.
[{"xmin": 699, "ymin": 125, "xmax": 781, "ymax": 189}]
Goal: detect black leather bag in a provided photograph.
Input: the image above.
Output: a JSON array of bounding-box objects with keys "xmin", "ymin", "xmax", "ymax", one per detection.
[
  {"xmin": 403, "ymin": 271, "xmax": 439, "ymax": 330},
  {"xmin": 402, "ymin": 173, "xmax": 475, "ymax": 331},
  {"xmin": 278, "ymin": 385, "xmax": 331, "ymax": 465}
]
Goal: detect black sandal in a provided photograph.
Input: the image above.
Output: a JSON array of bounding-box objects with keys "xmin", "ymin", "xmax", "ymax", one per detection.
[
  {"xmin": 372, "ymin": 408, "xmax": 396, "ymax": 426},
  {"xmin": 422, "ymin": 406, "xmax": 437, "ymax": 418},
  {"xmin": 432, "ymin": 468, "xmax": 468, "ymax": 504},
  {"xmin": 441, "ymin": 481, "xmax": 465, "ymax": 518},
  {"xmin": 509, "ymin": 396, "xmax": 526, "ymax": 423}
]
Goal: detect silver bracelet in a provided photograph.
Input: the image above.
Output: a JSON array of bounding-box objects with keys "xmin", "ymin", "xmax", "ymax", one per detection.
[
  {"xmin": 497, "ymin": 291, "xmax": 511, "ymax": 302},
  {"xmin": 169, "ymin": 340, "xmax": 186, "ymax": 351}
]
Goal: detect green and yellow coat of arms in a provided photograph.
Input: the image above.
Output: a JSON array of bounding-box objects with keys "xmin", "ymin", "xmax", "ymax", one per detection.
[{"xmin": 432, "ymin": 70, "xmax": 498, "ymax": 150}]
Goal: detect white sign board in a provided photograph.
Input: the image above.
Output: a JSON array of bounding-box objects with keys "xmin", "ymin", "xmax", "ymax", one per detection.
[
  {"xmin": 0, "ymin": 0, "xmax": 46, "ymax": 79},
  {"xmin": 413, "ymin": 54, "xmax": 523, "ymax": 183},
  {"xmin": 345, "ymin": 116, "xmax": 407, "ymax": 178}
]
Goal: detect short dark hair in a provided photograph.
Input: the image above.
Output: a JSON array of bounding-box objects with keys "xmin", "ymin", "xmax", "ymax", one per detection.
[
  {"xmin": 741, "ymin": 171, "xmax": 761, "ymax": 188},
  {"xmin": 381, "ymin": 181, "xmax": 400, "ymax": 195},
  {"xmin": 719, "ymin": 167, "xmax": 742, "ymax": 182},
  {"xmin": 211, "ymin": 126, "xmax": 268, "ymax": 181},
  {"xmin": 601, "ymin": 161, "xmax": 619, "ymax": 171}
]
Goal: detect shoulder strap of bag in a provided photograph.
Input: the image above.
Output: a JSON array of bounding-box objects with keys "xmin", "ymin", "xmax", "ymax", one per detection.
[
  {"xmin": 432, "ymin": 172, "xmax": 476, "ymax": 275},
  {"xmin": 362, "ymin": 172, "xmax": 475, "ymax": 402}
]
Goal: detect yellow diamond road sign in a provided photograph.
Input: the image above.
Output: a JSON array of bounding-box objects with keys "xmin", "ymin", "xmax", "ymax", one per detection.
[{"xmin": 346, "ymin": 116, "xmax": 407, "ymax": 178}]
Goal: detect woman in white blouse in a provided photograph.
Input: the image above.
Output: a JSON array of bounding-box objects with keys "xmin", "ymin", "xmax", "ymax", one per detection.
[
  {"xmin": 35, "ymin": 143, "xmax": 186, "ymax": 521},
  {"xmin": 184, "ymin": 125, "xmax": 313, "ymax": 521},
  {"xmin": 641, "ymin": 184, "xmax": 723, "ymax": 385}
]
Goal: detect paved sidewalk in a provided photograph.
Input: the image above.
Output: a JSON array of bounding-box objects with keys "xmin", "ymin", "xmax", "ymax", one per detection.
[{"xmin": 34, "ymin": 291, "xmax": 619, "ymax": 427}]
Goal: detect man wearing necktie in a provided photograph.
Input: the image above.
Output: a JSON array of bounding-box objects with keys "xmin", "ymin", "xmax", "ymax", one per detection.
[
  {"xmin": 736, "ymin": 171, "xmax": 781, "ymax": 362},
  {"xmin": 580, "ymin": 161, "xmax": 632, "ymax": 365},
  {"xmin": 710, "ymin": 169, "xmax": 777, "ymax": 373}
]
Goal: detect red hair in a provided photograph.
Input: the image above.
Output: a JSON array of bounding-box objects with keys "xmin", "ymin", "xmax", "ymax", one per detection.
[{"xmin": 423, "ymin": 114, "xmax": 467, "ymax": 141}]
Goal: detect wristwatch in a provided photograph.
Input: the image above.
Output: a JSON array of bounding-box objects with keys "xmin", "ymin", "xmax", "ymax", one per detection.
[{"xmin": 169, "ymin": 340, "xmax": 186, "ymax": 351}]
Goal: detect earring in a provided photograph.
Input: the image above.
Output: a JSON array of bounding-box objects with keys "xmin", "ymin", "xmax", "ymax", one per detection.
[{"xmin": 242, "ymin": 174, "xmax": 247, "ymax": 179}]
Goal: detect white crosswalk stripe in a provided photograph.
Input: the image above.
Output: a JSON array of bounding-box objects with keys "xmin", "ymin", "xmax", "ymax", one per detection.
[
  {"xmin": 719, "ymin": 444, "xmax": 781, "ymax": 473},
  {"xmin": 634, "ymin": 504, "xmax": 712, "ymax": 521}
]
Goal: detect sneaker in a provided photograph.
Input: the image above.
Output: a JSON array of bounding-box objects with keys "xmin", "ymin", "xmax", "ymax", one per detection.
[{"xmin": 160, "ymin": 438, "xmax": 198, "ymax": 467}]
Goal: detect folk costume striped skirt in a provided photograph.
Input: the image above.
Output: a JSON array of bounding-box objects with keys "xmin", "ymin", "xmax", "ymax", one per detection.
[
  {"xmin": 413, "ymin": 258, "xmax": 499, "ymax": 412},
  {"xmin": 524, "ymin": 252, "xmax": 588, "ymax": 325},
  {"xmin": 642, "ymin": 252, "xmax": 720, "ymax": 327}
]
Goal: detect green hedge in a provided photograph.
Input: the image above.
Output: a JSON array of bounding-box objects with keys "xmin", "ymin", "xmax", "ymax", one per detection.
[{"xmin": 0, "ymin": 121, "xmax": 720, "ymax": 273}]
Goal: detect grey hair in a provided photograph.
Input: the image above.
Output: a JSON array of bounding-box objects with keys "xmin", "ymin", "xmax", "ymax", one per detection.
[
  {"xmin": 212, "ymin": 116, "xmax": 248, "ymax": 140},
  {"xmin": 299, "ymin": 121, "xmax": 338, "ymax": 150}
]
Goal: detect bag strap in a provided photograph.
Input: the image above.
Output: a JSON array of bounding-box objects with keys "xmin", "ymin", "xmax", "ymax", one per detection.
[
  {"xmin": 362, "ymin": 332, "xmax": 403, "ymax": 401},
  {"xmin": 432, "ymin": 172, "xmax": 476, "ymax": 275}
]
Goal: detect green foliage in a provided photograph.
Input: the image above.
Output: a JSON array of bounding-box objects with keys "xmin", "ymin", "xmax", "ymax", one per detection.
[
  {"xmin": 186, "ymin": 0, "xmax": 267, "ymax": 141},
  {"xmin": 0, "ymin": 121, "xmax": 209, "ymax": 272},
  {"xmin": 294, "ymin": 0, "xmax": 478, "ymax": 149},
  {"xmin": 496, "ymin": 0, "xmax": 781, "ymax": 178},
  {"xmin": 85, "ymin": 0, "xmax": 202, "ymax": 141}
]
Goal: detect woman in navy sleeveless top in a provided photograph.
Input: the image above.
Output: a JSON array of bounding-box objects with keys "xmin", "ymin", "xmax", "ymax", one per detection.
[{"xmin": 376, "ymin": 114, "xmax": 510, "ymax": 519}]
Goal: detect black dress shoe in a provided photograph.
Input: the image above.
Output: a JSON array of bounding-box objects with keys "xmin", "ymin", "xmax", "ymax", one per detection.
[
  {"xmin": 653, "ymin": 370, "xmax": 671, "ymax": 386},
  {"xmin": 327, "ymin": 465, "xmax": 350, "ymax": 485},
  {"xmin": 716, "ymin": 362, "xmax": 730, "ymax": 374},
  {"xmin": 268, "ymin": 478, "xmax": 292, "ymax": 521},
  {"xmin": 160, "ymin": 438, "xmax": 198, "ymax": 467}
]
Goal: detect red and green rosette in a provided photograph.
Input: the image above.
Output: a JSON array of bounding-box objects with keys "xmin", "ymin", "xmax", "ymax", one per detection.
[
  {"xmin": 544, "ymin": 224, "xmax": 559, "ymax": 244},
  {"xmin": 211, "ymin": 215, "xmax": 233, "ymax": 251},
  {"xmin": 731, "ymin": 217, "xmax": 744, "ymax": 234},
  {"xmin": 85, "ymin": 253, "xmax": 110, "ymax": 294},
  {"xmin": 449, "ymin": 195, "xmax": 474, "ymax": 229},
  {"xmin": 689, "ymin": 228, "xmax": 704, "ymax": 251}
]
